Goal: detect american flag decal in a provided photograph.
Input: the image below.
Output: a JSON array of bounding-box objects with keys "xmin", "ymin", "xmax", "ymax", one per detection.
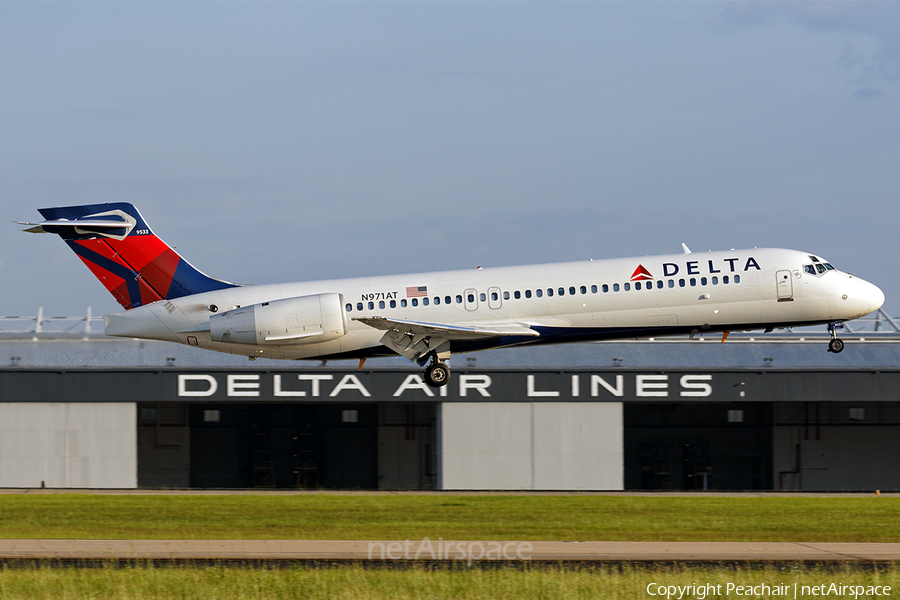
[{"xmin": 406, "ymin": 285, "xmax": 428, "ymax": 298}]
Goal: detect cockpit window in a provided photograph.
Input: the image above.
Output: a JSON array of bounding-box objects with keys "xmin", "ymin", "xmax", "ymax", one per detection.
[
  {"xmin": 809, "ymin": 255, "xmax": 820, "ymax": 263},
  {"xmin": 804, "ymin": 265, "xmax": 816, "ymax": 275},
  {"xmin": 823, "ymin": 263, "xmax": 835, "ymax": 271},
  {"xmin": 816, "ymin": 264, "xmax": 826, "ymax": 274}
]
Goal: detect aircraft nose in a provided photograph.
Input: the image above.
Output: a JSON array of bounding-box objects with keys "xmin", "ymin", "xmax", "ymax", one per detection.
[
  {"xmin": 835, "ymin": 276, "xmax": 884, "ymax": 320},
  {"xmin": 867, "ymin": 281, "xmax": 885, "ymax": 313}
]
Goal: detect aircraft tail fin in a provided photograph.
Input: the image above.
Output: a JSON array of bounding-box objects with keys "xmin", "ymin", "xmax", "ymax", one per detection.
[{"xmin": 22, "ymin": 203, "xmax": 237, "ymax": 310}]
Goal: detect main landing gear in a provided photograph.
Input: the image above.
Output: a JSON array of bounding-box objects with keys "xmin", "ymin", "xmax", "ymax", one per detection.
[
  {"xmin": 424, "ymin": 353, "xmax": 451, "ymax": 388},
  {"xmin": 828, "ymin": 322, "xmax": 845, "ymax": 353}
]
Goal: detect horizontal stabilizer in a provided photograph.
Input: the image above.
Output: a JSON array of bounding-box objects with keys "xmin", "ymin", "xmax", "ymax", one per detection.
[{"xmin": 16, "ymin": 218, "xmax": 134, "ymax": 235}]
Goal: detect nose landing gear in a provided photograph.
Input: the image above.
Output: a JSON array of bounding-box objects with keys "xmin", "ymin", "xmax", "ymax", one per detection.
[{"xmin": 828, "ymin": 322, "xmax": 845, "ymax": 353}]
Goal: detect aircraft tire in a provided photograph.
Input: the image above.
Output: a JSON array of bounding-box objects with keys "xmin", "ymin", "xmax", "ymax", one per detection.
[
  {"xmin": 425, "ymin": 363, "xmax": 451, "ymax": 387},
  {"xmin": 828, "ymin": 338, "xmax": 845, "ymax": 353}
]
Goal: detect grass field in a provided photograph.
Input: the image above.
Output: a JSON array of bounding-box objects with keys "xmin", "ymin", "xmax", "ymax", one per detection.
[
  {"xmin": 1, "ymin": 494, "xmax": 898, "ymax": 542},
  {"xmin": 0, "ymin": 563, "xmax": 898, "ymax": 600}
]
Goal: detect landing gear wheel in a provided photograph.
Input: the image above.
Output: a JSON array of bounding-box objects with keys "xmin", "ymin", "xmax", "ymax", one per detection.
[
  {"xmin": 828, "ymin": 338, "xmax": 845, "ymax": 353},
  {"xmin": 425, "ymin": 362, "xmax": 451, "ymax": 387}
]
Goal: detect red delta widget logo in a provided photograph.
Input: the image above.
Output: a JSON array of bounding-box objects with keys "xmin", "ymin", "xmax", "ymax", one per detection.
[{"xmin": 631, "ymin": 257, "xmax": 762, "ymax": 281}]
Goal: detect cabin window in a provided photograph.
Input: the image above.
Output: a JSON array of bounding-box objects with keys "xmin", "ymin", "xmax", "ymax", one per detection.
[
  {"xmin": 689, "ymin": 278, "xmax": 696, "ymax": 287},
  {"xmin": 368, "ymin": 302, "xmax": 375, "ymax": 310},
  {"xmin": 491, "ymin": 291, "xmax": 499, "ymax": 301},
  {"xmin": 357, "ymin": 302, "xmax": 364, "ymax": 311},
  {"xmin": 700, "ymin": 277, "xmax": 707, "ymax": 286},
  {"xmin": 503, "ymin": 291, "xmax": 510, "ymax": 300},
  {"xmin": 456, "ymin": 295, "xmax": 463, "ymax": 304},
  {"xmin": 536, "ymin": 289, "xmax": 543, "ymax": 298},
  {"xmin": 422, "ymin": 298, "xmax": 429, "ymax": 306},
  {"xmin": 557, "ymin": 287, "xmax": 563, "ymax": 296},
  {"xmin": 346, "ymin": 304, "xmax": 352, "ymax": 312},
  {"xmin": 635, "ymin": 282, "xmax": 642, "ymax": 290},
  {"xmin": 591, "ymin": 285, "xmax": 597, "ymax": 293},
  {"xmin": 410, "ymin": 298, "xmax": 417, "ymax": 307},
  {"xmin": 514, "ymin": 290, "xmax": 521, "ymax": 299},
  {"xmin": 390, "ymin": 300, "xmax": 397, "ymax": 308},
  {"xmin": 379, "ymin": 301, "xmax": 385, "ymax": 309},
  {"xmin": 580, "ymin": 286, "xmax": 586, "ymax": 295},
  {"xmin": 657, "ymin": 280, "xmax": 664, "ymax": 289},
  {"xmin": 647, "ymin": 282, "xmax": 653, "ymax": 291},
  {"xmin": 547, "ymin": 288, "xmax": 554, "ymax": 297},
  {"xmin": 525, "ymin": 290, "xmax": 532, "ymax": 298},
  {"xmin": 569, "ymin": 286, "xmax": 576, "ymax": 295},
  {"xmin": 480, "ymin": 293, "xmax": 486, "ymax": 302},
  {"xmin": 723, "ymin": 275, "xmax": 729, "ymax": 284},
  {"xmin": 735, "ymin": 274, "xmax": 741, "ymax": 283},
  {"xmin": 668, "ymin": 280, "xmax": 674, "ymax": 288},
  {"xmin": 679, "ymin": 279, "xmax": 685, "ymax": 288},
  {"xmin": 401, "ymin": 299, "xmax": 407, "ymax": 308},
  {"xmin": 445, "ymin": 296, "xmax": 452, "ymax": 304},
  {"xmin": 613, "ymin": 283, "xmax": 620, "ymax": 292},
  {"xmin": 433, "ymin": 297, "xmax": 440, "ymax": 305},
  {"xmin": 624, "ymin": 283, "xmax": 631, "ymax": 291},
  {"xmin": 712, "ymin": 276, "xmax": 718, "ymax": 285},
  {"xmin": 467, "ymin": 293, "xmax": 475, "ymax": 303},
  {"xmin": 602, "ymin": 284, "xmax": 609, "ymax": 293}
]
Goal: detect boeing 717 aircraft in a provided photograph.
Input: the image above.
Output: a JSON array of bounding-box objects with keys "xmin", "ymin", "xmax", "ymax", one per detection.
[{"xmin": 19, "ymin": 203, "xmax": 884, "ymax": 387}]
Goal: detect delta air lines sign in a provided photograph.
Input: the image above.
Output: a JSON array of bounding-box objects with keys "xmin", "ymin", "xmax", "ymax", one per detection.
[{"xmin": 175, "ymin": 371, "xmax": 721, "ymax": 402}]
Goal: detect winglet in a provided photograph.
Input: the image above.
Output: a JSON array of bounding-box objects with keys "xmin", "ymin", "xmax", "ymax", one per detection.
[{"xmin": 682, "ymin": 243, "xmax": 692, "ymax": 254}]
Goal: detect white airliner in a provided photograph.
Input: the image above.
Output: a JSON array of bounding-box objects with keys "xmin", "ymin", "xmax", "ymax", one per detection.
[{"xmin": 20, "ymin": 203, "xmax": 884, "ymax": 387}]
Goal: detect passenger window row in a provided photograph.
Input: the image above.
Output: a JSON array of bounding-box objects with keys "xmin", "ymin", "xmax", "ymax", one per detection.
[{"xmin": 344, "ymin": 275, "xmax": 741, "ymax": 312}]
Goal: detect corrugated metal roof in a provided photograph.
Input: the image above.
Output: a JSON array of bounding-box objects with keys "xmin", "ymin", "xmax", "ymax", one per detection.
[{"xmin": 2, "ymin": 332, "xmax": 899, "ymax": 370}]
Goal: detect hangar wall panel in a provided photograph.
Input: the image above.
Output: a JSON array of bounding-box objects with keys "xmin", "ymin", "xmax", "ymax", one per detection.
[
  {"xmin": 440, "ymin": 402, "xmax": 623, "ymax": 490},
  {"xmin": 533, "ymin": 403, "xmax": 623, "ymax": 490},
  {"xmin": 774, "ymin": 426, "xmax": 900, "ymax": 491},
  {"xmin": 0, "ymin": 403, "xmax": 136, "ymax": 488}
]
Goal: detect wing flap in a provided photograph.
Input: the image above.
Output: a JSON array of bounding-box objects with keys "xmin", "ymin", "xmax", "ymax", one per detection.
[
  {"xmin": 352, "ymin": 316, "xmax": 538, "ymax": 362},
  {"xmin": 353, "ymin": 316, "xmax": 538, "ymax": 338}
]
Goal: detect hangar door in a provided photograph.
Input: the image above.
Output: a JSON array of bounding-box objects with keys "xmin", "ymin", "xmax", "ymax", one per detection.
[
  {"xmin": 0, "ymin": 403, "xmax": 136, "ymax": 488},
  {"xmin": 189, "ymin": 403, "xmax": 377, "ymax": 489}
]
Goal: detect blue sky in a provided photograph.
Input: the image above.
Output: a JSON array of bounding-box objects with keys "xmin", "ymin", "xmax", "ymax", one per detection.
[{"xmin": 1, "ymin": 2, "xmax": 898, "ymax": 320}]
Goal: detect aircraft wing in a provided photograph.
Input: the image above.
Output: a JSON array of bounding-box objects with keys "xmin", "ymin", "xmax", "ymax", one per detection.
[{"xmin": 352, "ymin": 316, "xmax": 538, "ymax": 362}]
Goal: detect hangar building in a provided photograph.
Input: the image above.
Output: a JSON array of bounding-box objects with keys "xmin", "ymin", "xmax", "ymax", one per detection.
[{"xmin": 1, "ymin": 310, "xmax": 899, "ymax": 492}]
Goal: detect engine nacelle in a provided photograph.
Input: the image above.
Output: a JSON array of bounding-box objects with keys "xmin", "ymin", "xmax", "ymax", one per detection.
[{"xmin": 209, "ymin": 293, "xmax": 348, "ymax": 346}]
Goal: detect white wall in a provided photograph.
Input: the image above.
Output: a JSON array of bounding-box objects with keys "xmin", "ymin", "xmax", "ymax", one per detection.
[
  {"xmin": 440, "ymin": 402, "xmax": 623, "ymax": 490},
  {"xmin": 0, "ymin": 403, "xmax": 137, "ymax": 488}
]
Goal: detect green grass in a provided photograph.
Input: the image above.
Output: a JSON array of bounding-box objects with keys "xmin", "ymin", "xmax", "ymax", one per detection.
[
  {"xmin": 0, "ymin": 564, "xmax": 898, "ymax": 600},
  {"xmin": 1, "ymin": 494, "xmax": 898, "ymax": 542}
]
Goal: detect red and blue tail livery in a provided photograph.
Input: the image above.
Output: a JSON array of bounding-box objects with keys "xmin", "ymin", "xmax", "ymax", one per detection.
[{"xmin": 20, "ymin": 203, "xmax": 236, "ymax": 309}]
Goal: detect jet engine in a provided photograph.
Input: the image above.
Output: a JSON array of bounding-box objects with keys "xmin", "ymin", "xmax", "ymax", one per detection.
[{"xmin": 209, "ymin": 293, "xmax": 348, "ymax": 346}]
